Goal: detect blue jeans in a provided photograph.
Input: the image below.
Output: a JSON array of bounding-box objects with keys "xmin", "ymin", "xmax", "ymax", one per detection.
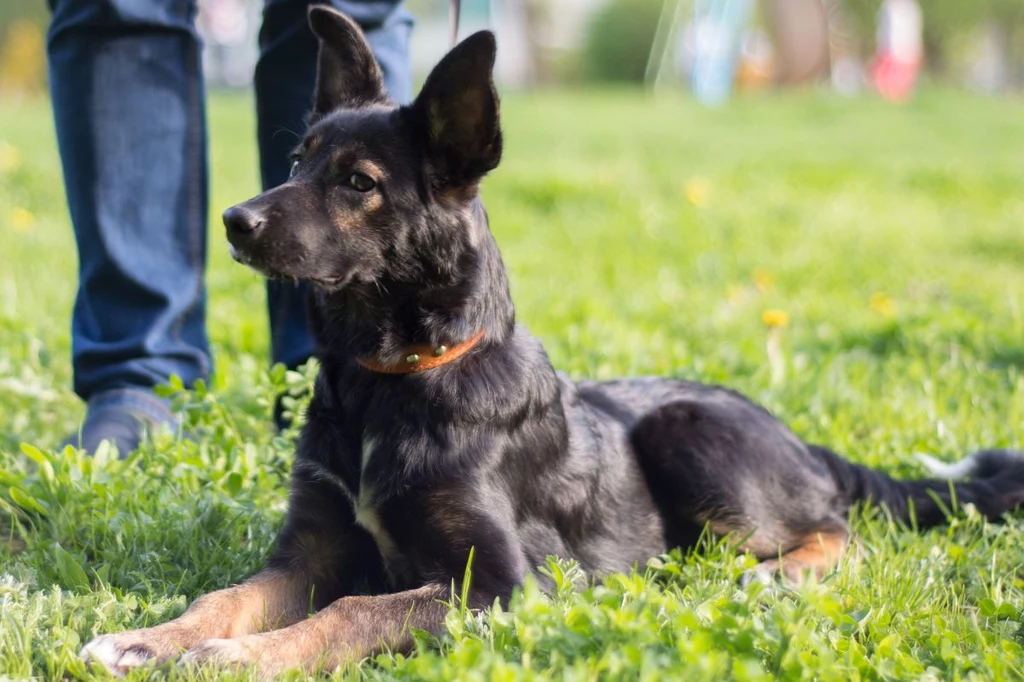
[{"xmin": 47, "ymin": 0, "xmax": 412, "ymax": 401}]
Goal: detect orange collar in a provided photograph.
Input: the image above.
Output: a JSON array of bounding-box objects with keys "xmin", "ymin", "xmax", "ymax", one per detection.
[{"xmin": 356, "ymin": 329, "xmax": 485, "ymax": 374}]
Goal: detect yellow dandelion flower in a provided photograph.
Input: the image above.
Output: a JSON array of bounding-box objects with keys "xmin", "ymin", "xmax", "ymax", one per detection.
[
  {"xmin": 11, "ymin": 207, "xmax": 35, "ymax": 232},
  {"xmin": 752, "ymin": 267, "xmax": 774, "ymax": 293},
  {"xmin": 762, "ymin": 309, "xmax": 789, "ymax": 328},
  {"xmin": 0, "ymin": 141, "xmax": 19, "ymax": 172},
  {"xmin": 869, "ymin": 292, "xmax": 895, "ymax": 317},
  {"xmin": 684, "ymin": 179, "xmax": 709, "ymax": 207}
]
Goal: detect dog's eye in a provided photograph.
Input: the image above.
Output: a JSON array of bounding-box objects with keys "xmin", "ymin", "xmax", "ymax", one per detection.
[
  {"xmin": 289, "ymin": 159, "xmax": 301, "ymax": 179},
  {"xmin": 347, "ymin": 172, "xmax": 376, "ymax": 192}
]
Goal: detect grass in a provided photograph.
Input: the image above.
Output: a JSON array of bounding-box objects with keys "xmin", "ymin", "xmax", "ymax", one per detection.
[{"xmin": 3, "ymin": 87, "xmax": 1024, "ymax": 680}]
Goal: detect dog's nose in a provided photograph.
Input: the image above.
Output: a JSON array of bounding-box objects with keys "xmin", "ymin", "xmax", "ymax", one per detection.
[{"xmin": 222, "ymin": 205, "xmax": 264, "ymax": 235}]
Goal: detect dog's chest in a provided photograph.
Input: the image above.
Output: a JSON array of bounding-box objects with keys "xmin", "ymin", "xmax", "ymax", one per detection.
[{"xmin": 348, "ymin": 438, "xmax": 413, "ymax": 583}]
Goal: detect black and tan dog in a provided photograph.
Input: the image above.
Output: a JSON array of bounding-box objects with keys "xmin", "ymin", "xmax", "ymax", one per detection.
[{"xmin": 81, "ymin": 7, "xmax": 1024, "ymax": 677}]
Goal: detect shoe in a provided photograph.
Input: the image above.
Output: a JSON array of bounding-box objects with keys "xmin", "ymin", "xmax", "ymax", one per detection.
[{"xmin": 61, "ymin": 388, "xmax": 179, "ymax": 457}]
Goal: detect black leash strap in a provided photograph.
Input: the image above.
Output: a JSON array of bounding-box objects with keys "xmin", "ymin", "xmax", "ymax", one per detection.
[{"xmin": 449, "ymin": 0, "xmax": 461, "ymax": 47}]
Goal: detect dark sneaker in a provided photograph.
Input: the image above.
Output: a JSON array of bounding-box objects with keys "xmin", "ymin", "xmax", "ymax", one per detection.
[{"xmin": 61, "ymin": 389, "xmax": 179, "ymax": 457}]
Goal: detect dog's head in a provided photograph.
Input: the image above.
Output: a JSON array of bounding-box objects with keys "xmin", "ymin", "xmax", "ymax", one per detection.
[{"xmin": 223, "ymin": 6, "xmax": 502, "ymax": 293}]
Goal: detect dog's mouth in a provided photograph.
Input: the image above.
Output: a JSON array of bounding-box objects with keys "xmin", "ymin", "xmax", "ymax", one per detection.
[
  {"xmin": 309, "ymin": 274, "xmax": 348, "ymax": 292},
  {"xmin": 228, "ymin": 243, "xmax": 349, "ymax": 291},
  {"xmin": 228, "ymin": 242, "xmax": 271, "ymax": 276},
  {"xmin": 228, "ymin": 242, "xmax": 251, "ymax": 266}
]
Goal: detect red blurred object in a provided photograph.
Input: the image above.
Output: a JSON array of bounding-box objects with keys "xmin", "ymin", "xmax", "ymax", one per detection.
[
  {"xmin": 871, "ymin": 0, "xmax": 922, "ymax": 102},
  {"xmin": 870, "ymin": 52, "xmax": 921, "ymax": 102}
]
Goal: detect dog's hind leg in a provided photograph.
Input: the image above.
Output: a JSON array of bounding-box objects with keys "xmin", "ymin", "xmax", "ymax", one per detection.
[
  {"xmin": 630, "ymin": 397, "xmax": 851, "ymax": 584},
  {"xmin": 743, "ymin": 523, "xmax": 850, "ymax": 586}
]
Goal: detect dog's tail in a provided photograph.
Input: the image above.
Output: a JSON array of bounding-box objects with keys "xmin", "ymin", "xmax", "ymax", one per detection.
[{"xmin": 812, "ymin": 446, "xmax": 1024, "ymax": 528}]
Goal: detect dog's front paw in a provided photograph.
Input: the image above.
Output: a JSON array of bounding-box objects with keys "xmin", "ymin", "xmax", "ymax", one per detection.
[
  {"xmin": 180, "ymin": 637, "xmax": 252, "ymax": 666},
  {"xmin": 180, "ymin": 635, "xmax": 282, "ymax": 678},
  {"xmin": 740, "ymin": 562, "xmax": 782, "ymax": 589},
  {"xmin": 79, "ymin": 630, "xmax": 177, "ymax": 676}
]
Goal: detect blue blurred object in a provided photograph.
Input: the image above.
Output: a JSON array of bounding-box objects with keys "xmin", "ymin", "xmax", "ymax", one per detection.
[{"xmin": 690, "ymin": 0, "xmax": 754, "ymax": 106}]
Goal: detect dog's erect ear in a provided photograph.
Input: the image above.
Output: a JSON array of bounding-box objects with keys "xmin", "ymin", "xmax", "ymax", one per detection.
[
  {"xmin": 411, "ymin": 31, "xmax": 502, "ymax": 188},
  {"xmin": 308, "ymin": 5, "xmax": 387, "ymax": 115}
]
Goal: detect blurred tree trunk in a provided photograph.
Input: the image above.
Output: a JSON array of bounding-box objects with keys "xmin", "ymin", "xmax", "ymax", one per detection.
[{"xmin": 763, "ymin": 0, "xmax": 831, "ymax": 85}]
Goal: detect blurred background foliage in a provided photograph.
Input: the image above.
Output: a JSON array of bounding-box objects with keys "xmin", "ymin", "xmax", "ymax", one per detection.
[
  {"xmin": 2, "ymin": 0, "xmax": 1024, "ymax": 93},
  {"xmin": 580, "ymin": 0, "xmax": 665, "ymax": 82},
  {"xmin": 0, "ymin": 0, "xmax": 48, "ymax": 95}
]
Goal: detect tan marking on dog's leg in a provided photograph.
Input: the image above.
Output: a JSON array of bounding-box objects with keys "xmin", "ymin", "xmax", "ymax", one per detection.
[
  {"xmin": 752, "ymin": 528, "xmax": 850, "ymax": 586},
  {"xmin": 181, "ymin": 583, "xmax": 454, "ymax": 677},
  {"xmin": 80, "ymin": 568, "xmax": 313, "ymax": 676}
]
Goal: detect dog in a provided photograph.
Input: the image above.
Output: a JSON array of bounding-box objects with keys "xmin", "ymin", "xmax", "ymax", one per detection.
[{"xmin": 80, "ymin": 6, "xmax": 1024, "ymax": 677}]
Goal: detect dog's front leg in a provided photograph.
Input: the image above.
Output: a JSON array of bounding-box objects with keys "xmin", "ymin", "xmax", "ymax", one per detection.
[
  {"xmin": 81, "ymin": 469, "xmax": 374, "ymax": 676},
  {"xmin": 79, "ymin": 567, "xmax": 315, "ymax": 675},
  {"xmin": 180, "ymin": 583, "xmax": 464, "ymax": 677}
]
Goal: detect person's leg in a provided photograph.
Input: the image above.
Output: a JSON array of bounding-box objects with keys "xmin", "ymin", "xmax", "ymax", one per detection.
[
  {"xmin": 255, "ymin": 0, "xmax": 412, "ymax": 378},
  {"xmin": 48, "ymin": 0, "xmax": 210, "ymax": 453}
]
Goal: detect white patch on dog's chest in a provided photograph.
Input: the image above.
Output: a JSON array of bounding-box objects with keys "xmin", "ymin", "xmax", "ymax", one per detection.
[
  {"xmin": 360, "ymin": 437, "xmax": 376, "ymax": 470},
  {"xmin": 297, "ymin": 438, "xmax": 411, "ymax": 582},
  {"xmin": 354, "ymin": 438, "xmax": 410, "ymax": 581},
  {"xmin": 355, "ymin": 483, "xmax": 400, "ymax": 560}
]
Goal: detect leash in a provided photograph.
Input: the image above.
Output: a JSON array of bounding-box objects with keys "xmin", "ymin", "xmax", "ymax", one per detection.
[{"xmin": 449, "ymin": 0, "xmax": 461, "ymax": 47}]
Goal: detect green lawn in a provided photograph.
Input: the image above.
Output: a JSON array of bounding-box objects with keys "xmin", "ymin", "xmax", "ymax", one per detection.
[{"xmin": 3, "ymin": 88, "xmax": 1024, "ymax": 680}]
